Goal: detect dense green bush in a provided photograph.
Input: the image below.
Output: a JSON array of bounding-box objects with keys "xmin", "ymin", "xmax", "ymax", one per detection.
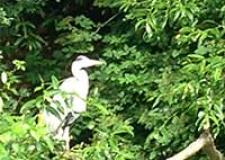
[{"xmin": 1, "ymin": 0, "xmax": 225, "ymax": 159}]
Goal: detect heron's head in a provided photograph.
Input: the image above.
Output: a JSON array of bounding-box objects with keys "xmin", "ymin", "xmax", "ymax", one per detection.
[{"xmin": 71, "ymin": 55, "xmax": 104, "ymax": 74}]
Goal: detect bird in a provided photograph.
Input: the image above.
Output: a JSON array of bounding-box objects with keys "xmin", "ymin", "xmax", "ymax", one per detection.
[{"xmin": 42, "ymin": 55, "xmax": 104, "ymax": 150}]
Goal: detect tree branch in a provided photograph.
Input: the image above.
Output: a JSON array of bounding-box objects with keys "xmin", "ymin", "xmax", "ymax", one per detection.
[{"xmin": 166, "ymin": 130, "xmax": 225, "ymax": 160}]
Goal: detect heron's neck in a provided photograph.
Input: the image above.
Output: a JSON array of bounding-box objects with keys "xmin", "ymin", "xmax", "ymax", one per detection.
[
  {"xmin": 72, "ymin": 63, "xmax": 83, "ymax": 76},
  {"xmin": 72, "ymin": 68, "xmax": 89, "ymax": 98},
  {"xmin": 72, "ymin": 67, "xmax": 88, "ymax": 79}
]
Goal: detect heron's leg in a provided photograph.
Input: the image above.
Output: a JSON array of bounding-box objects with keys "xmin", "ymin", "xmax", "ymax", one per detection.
[{"xmin": 62, "ymin": 126, "xmax": 70, "ymax": 150}]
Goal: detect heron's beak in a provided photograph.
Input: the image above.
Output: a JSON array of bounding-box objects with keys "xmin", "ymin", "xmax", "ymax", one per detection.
[{"xmin": 88, "ymin": 59, "xmax": 105, "ymax": 67}]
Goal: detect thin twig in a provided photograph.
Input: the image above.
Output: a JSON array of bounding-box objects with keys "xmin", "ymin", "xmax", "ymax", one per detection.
[{"xmin": 94, "ymin": 13, "xmax": 120, "ymax": 34}]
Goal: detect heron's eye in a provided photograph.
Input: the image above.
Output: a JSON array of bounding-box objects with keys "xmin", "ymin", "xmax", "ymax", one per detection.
[{"xmin": 76, "ymin": 56, "xmax": 83, "ymax": 61}]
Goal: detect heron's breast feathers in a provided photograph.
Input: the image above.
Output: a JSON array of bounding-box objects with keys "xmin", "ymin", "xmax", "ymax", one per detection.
[{"xmin": 60, "ymin": 76, "xmax": 89, "ymax": 98}]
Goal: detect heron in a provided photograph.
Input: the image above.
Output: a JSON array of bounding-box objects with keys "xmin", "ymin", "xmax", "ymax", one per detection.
[{"xmin": 42, "ymin": 55, "xmax": 104, "ymax": 149}]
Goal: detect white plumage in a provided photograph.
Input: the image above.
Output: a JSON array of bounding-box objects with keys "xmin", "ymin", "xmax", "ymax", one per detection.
[{"xmin": 43, "ymin": 55, "xmax": 103, "ymax": 149}]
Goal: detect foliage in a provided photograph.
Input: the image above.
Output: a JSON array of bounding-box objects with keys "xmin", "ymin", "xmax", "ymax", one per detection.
[
  {"xmin": 0, "ymin": 114, "xmax": 57, "ymax": 160},
  {"xmin": 0, "ymin": 0, "xmax": 225, "ymax": 159}
]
